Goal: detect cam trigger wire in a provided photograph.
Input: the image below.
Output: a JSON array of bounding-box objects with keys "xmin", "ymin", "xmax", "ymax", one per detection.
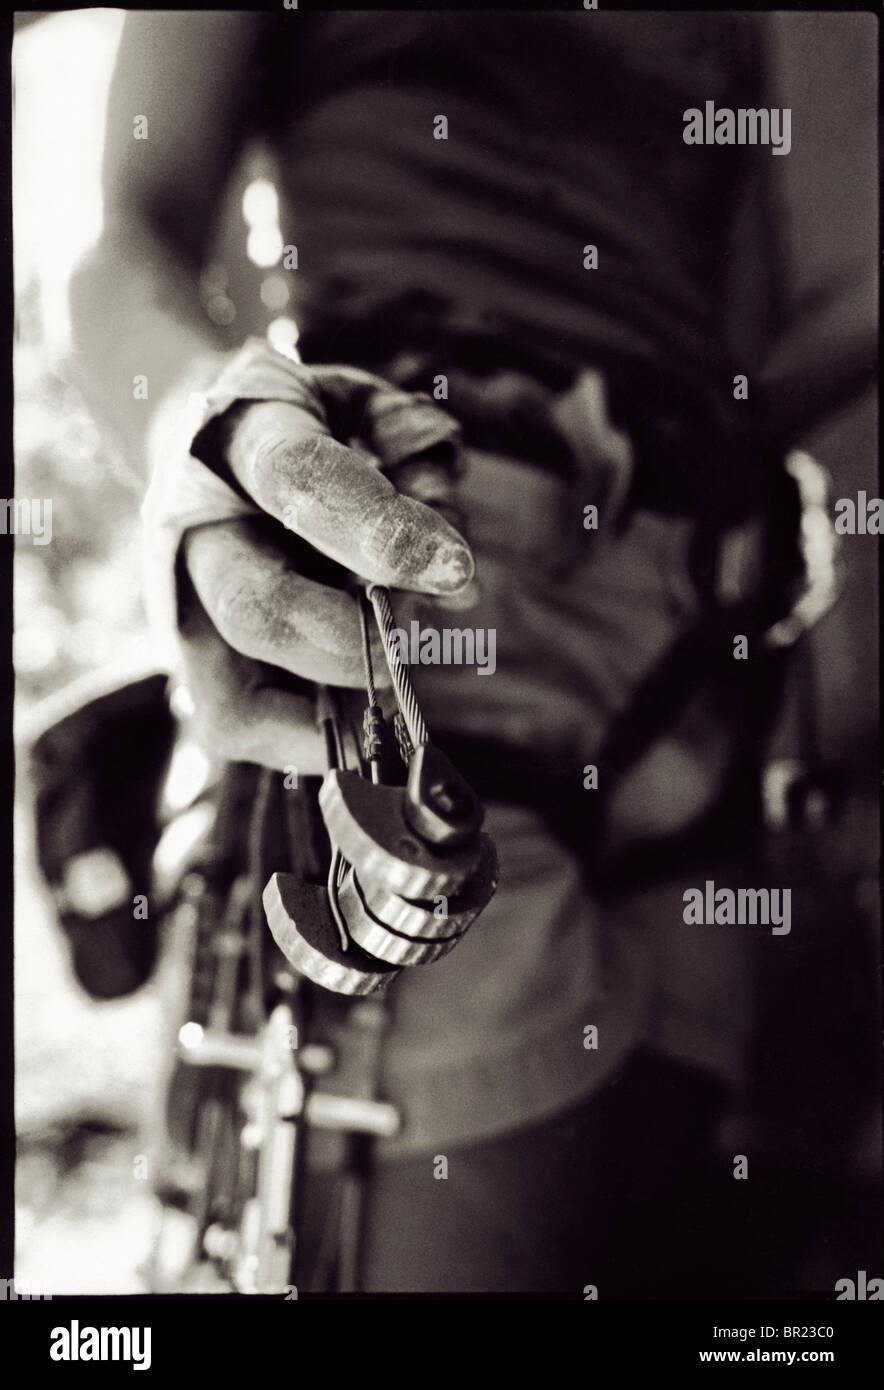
[
  {"xmin": 357, "ymin": 588, "xmax": 378, "ymax": 710},
  {"xmin": 322, "ymin": 586, "xmax": 430, "ymax": 953},
  {"xmin": 393, "ymin": 712, "xmax": 414, "ymax": 766},
  {"xmin": 357, "ymin": 589, "xmax": 385, "ymax": 783},
  {"xmin": 316, "ymin": 684, "xmax": 351, "ymax": 953},
  {"xmin": 366, "ymin": 584, "xmax": 429, "ymax": 752},
  {"xmin": 327, "ymin": 849, "xmax": 349, "ymax": 953}
]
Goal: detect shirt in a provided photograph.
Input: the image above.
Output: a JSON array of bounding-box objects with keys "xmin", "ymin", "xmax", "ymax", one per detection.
[{"xmin": 271, "ymin": 11, "xmax": 769, "ymax": 387}]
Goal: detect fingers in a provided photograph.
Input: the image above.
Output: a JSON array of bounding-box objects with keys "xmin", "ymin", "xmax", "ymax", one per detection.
[
  {"xmin": 309, "ymin": 364, "xmax": 462, "ymax": 470},
  {"xmin": 177, "ymin": 596, "xmax": 328, "ymax": 774},
  {"xmin": 184, "ymin": 515, "xmax": 382, "ymax": 689},
  {"xmin": 224, "ymin": 398, "xmax": 475, "ymax": 596}
]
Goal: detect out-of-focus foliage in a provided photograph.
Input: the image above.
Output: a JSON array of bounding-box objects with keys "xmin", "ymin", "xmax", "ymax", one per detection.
[
  {"xmin": 14, "ymin": 9, "xmax": 147, "ymax": 713},
  {"xmin": 15, "ymin": 315, "xmax": 148, "ymax": 707}
]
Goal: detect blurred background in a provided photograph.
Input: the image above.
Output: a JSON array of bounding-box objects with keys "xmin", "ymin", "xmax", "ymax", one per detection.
[
  {"xmin": 13, "ymin": 9, "xmax": 291, "ymax": 1292},
  {"xmin": 12, "ymin": 10, "xmax": 879, "ymax": 1294}
]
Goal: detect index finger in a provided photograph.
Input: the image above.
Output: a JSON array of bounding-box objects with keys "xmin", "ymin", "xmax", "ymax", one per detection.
[{"xmin": 221, "ymin": 399, "xmax": 474, "ymax": 596}]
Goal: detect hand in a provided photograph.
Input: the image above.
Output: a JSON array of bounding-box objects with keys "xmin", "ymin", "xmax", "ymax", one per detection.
[{"xmin": 173, "ymin": 364, "xmax": 475, "ymax": 774}]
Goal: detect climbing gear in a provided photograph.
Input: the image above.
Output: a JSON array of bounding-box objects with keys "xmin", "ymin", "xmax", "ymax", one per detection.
[
  {"xmin": 263, "ymin": 584, "xmax": 499, "ymax": 996},
  {"xmin": 144, "ymin": 436, "xmax": 500, "ymax": 1289}
]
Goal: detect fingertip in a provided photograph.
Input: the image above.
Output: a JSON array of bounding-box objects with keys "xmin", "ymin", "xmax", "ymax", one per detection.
[{"xmin": 420, "ymin": 538, "xmax": 476, "ymax": 596}]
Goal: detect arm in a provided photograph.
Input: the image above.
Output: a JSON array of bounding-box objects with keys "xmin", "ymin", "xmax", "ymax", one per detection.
[
  {"xmin": 68, "ymin": 10, "xmax": 272, "ymax": 465},
  {"xmin": 70, "ymin": 13, "xmax": 473, "ymax": 773}
]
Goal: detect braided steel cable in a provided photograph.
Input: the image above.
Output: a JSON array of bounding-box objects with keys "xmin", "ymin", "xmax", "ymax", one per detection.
[
  {"xmin": 365, "ymin": 585, "xmax": 429, "ymax": 750},
  {"xmin": 357, "ymin": 589, "xmax": 385, "ymax": 782}
]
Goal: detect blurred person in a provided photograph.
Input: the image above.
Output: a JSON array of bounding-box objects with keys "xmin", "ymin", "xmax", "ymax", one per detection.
[{"xmin": 66, "ymin": 11, "xmax": 875, "ymax": 1293}]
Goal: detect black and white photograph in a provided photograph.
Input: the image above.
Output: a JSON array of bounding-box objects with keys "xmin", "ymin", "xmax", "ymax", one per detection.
[{"xmin": 6, "ymin": 0, "xmax": 881, "ymax": 1337}]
